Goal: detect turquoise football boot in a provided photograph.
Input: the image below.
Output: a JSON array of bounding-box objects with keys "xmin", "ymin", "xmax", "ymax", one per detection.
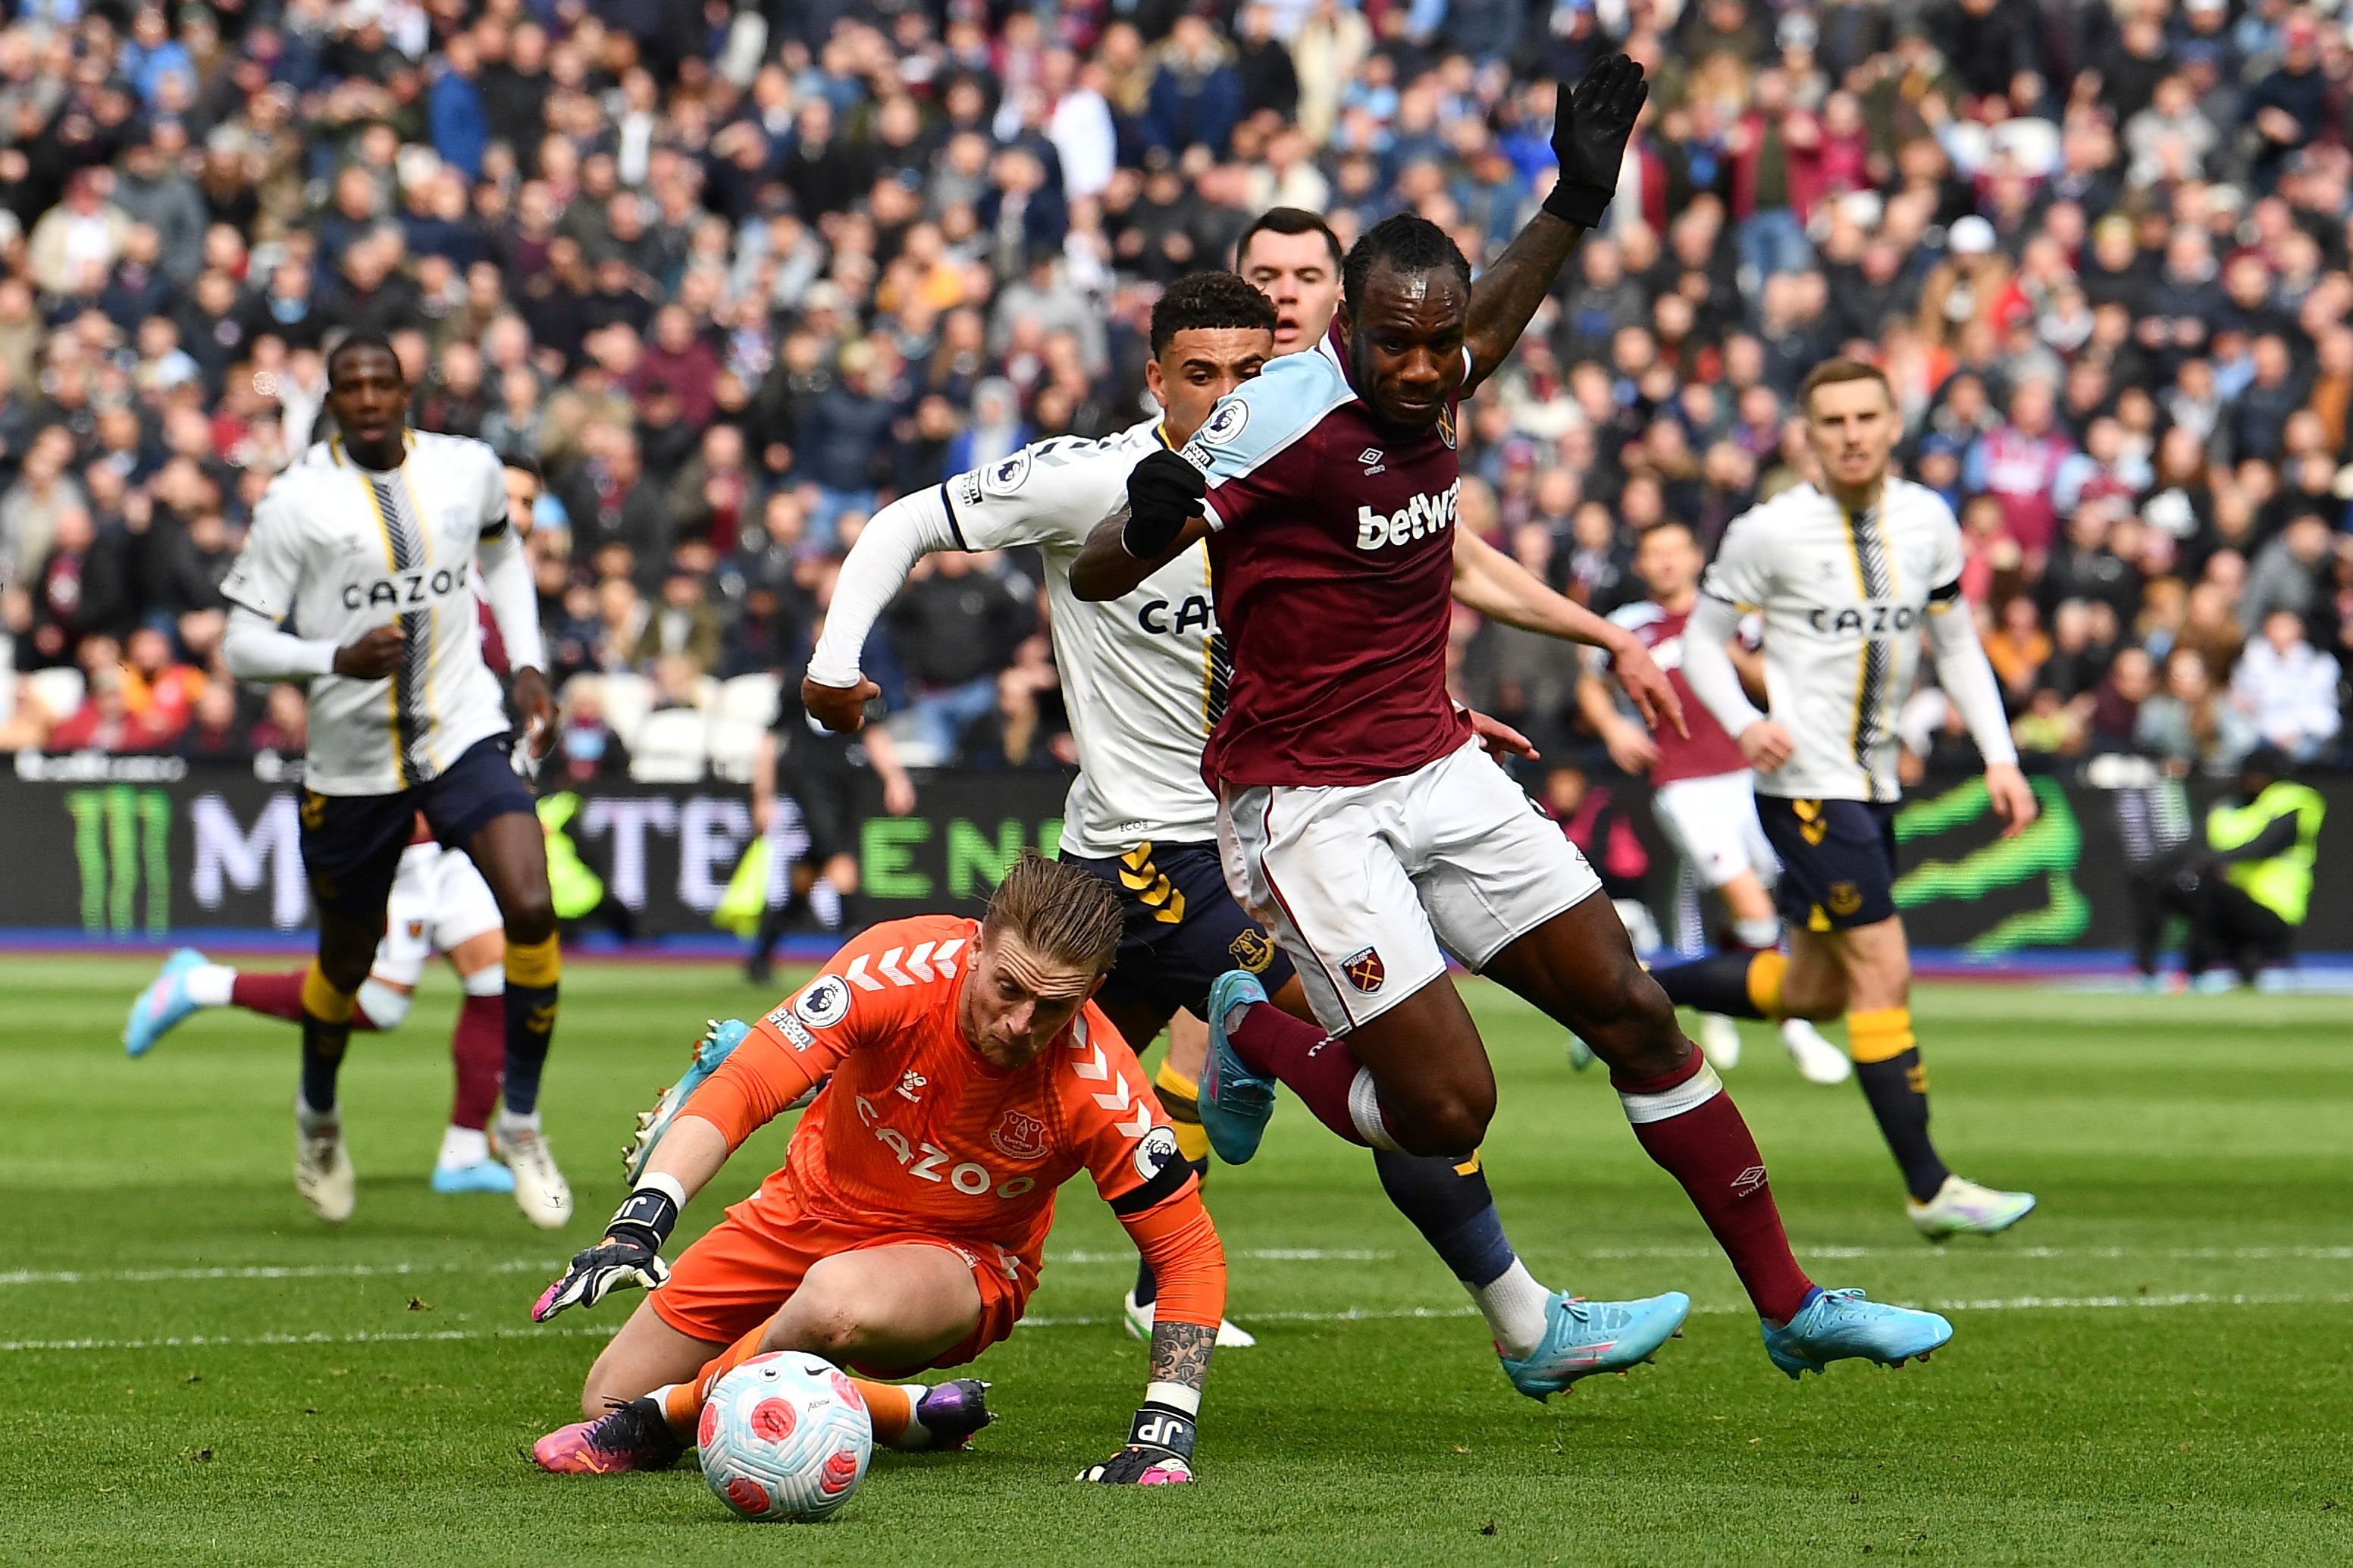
[
  {"xmin": 1760, "ymin": 1288, "xmax": 1954, "ymax": 1379},
  {"xmin": 624, "ymin": 1018, "xmax": 753, "ymax": 1181},
  {"xmin": 124, "ymin": 947, "xmax": 208, "ymax": 1057},
  {"xmin": 431, "ymin": 1160, "xmax": 517, "ymax": 1194},
  {"xmin": 1198, "ymin": 969, "xmax": 1279, "ymax": 1166},
  {"xmin": 1499, "ymin": 1289, "xmax": 1691, "ymax": 1400}
]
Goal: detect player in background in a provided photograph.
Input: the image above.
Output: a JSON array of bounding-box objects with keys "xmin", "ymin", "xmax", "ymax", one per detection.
[
  {"xmin": 1575, "ymin": 520, "xmax": 1853, "ymax": 1086},
  {"xmin": 802, "ymin": 269, "xmax": 1690, "ymax": 1394},
  {"xmin": 124, "ymin": 458, "xmax": 556, "ymax": 1195},
  {"xmin": 529, "ymin": 856, "xmax": 1225, "ymax": 1486},
  {"xmin": 1086, "ymin": 59, "xmax": 1959, "ymax": 1379},
  {"xmin": 1649, "ymin": 360, "xmax": 2038, "ymax": 1240},
  {"xmin": 218, "ymin": 332, "xmax": 569, "ymax": 1228}
]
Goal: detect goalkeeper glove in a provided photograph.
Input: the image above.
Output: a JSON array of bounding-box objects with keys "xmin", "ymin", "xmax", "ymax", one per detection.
[
  {"xmin": 531, "ymin": 1176, "xmax": 682, "ymax": 1322},
  {"xmin": 1121, "ymin": 448, "xmax": 1208, "ymax": 559},
  {"xmin": 1543, "ymin": 54, "xmax": 1649, "ymax": 228},
  {"xmin": 1076, "ymin": 1401, "xmax": 1196, "ymax": 1485}
]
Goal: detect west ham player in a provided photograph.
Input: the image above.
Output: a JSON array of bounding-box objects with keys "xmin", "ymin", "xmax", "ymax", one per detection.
[
  {"xmin": 218, "ymin": 333, "xmax": 569, "ymax": 1228},
  {"xmin": 1576, "ymin": 520, "xmax": 1853, "ymax": 1086},
  {"xmin": 800, "ymin": 270, "xmax": 1689, "ymax": 1394},
  {"xmin": 529, "ymin": 856, "xmax": 1227, "ymax": 1486},
  {"xmin": 1649, "ymin": 360, "xmax": 2038, "ymax": 1239},
  {"xmin": 1086, "ymin": 58, "xmax": 1957, "ymax": 1376}
]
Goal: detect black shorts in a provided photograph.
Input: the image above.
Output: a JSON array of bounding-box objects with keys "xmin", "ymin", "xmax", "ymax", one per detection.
[
  {"xmin": 299, "ymin": 734, "xmax": 534, "ymax": 920},
  {"xmin": 1756, "ymin": 795, "xmax": 1900, "ymax": 932},
  {"xmin": 1061, "ymin": 840, "xmax": 1296, "ymax": 1020},
  {"xmin": 782, "ymin": 767, "xmax": 857, "ymax": 864}
]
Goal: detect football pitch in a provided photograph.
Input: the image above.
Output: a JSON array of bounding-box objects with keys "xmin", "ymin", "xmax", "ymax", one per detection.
[{"xmin": 3, "ymin": 958, "xmax": 2348, "ymax": 1567}]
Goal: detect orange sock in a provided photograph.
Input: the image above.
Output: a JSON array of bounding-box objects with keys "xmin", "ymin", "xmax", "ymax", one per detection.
[
  {"xmin": 660, "ymin": 1325, "xmax": 770, "ymax": 1435},
  {"xmin": 855, "ymin": 1379, "xmax": 923, "ymax": 1449}
]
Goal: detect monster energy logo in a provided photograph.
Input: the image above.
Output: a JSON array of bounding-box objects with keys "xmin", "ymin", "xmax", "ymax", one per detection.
[
  {"xmin": 1892, "ymin": 777, "xmax": 2083, "ymax": 953},
  {"xmin": 64, "ymin": 785, "xmax": 172, "ymax": 935}
]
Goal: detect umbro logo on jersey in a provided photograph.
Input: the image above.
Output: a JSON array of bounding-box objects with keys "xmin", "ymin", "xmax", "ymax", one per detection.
[
  {"xmin": 1358, "ymin": 447, "xmax": 1385, "ymax": 474},
  {"xmin": 841, "ymin": 938, "xmax": 963, "ymax": 991}
]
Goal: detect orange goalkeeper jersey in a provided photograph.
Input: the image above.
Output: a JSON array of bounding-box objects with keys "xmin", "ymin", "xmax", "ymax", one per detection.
[{"xmin": 685, "ymin": 915, "xmax": 1199, "ymax": 1282}]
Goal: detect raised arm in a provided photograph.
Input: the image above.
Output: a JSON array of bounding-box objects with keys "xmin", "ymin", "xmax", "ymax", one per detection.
[
  {"xmin": 1450, "ymin": 528, "xmax": 1683, "ymax": 733},
  {"xmin": 1461, "ymin": 56, "xmax": 1647, "ymax": 394}
]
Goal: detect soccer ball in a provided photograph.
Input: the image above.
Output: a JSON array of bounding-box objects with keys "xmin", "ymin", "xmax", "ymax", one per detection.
[{"xmin": 697, "ymin": 1351, "xmax": 874, "ymax": 1522}]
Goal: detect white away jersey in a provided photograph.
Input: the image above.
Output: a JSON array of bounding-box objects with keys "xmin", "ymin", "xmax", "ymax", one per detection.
[
  {"xmin": 221, "ymin": 432, "xmax": 514, "ymax": 795},
  {"xmin": 938, "ymin": 419, "xmax": 1227, "ymax": 854},
  {"xmin": 1701, "ymin": 478, "xmax": 1966, "ymax": 803}
]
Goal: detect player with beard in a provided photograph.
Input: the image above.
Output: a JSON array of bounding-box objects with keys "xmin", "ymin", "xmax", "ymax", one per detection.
[
  {"xmin": 1082, "ymin": 58, "xmax": 1958, "ymax": 1379},
  {"xmin": 788, "ymin": 269, "xmax": 1693, "ymax": 1394}
]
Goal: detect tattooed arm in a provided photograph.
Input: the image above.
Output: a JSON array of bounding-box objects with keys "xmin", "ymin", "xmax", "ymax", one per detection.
[{"xmin": 1081, "ymin": 1175, "xmax": 1225, "ymax": 1484}]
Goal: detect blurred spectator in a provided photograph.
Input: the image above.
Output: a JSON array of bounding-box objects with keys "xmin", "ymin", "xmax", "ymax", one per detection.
[
  {"xmin": 49, "ymin": 662, "xmax": 168, "ymax": 752},
  {"xmin": 2138, "ymin": 647, "xmax": 2257, "ymax": 778},
  {"xmin": 888, "ymin": 552, "xmax": 1036, "ymax": 759},
  {"xmin": 2232, "ymin": 609, "xmax": 2343, "ymax": 762}
]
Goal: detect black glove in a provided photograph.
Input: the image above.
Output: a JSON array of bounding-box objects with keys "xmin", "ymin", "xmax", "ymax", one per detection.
[
  {"xmin": 1544, "ymin": 54, "xmax": 1650, "ymax": 227},
  {"xmin": 1076, "ymin": 1401, "xmax": 1196, "ymax": 1485},
  {"xmin": 530, "ymin": 1186, "xmax": 678, "ymax": 1322},
  {"xmin": 1121, "ymin": 447, "xmax": 1208, "ymax": 560}
]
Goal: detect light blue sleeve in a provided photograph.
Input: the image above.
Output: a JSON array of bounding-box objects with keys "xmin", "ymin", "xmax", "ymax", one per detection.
[{"xmin": 1177, "ymin": 351, "xmax": 1355, "ymax": 526}]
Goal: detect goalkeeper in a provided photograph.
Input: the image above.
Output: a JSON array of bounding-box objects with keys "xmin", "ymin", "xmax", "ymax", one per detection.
[{"xmin": 529, "ymin": 854, "xmax": 1226, "ymax": 1485}]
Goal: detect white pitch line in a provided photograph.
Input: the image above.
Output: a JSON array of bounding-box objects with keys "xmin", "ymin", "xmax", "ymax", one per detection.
[
  {"xmin": 1044, "ymin": 1247, "xmax": 1395, "ymax": 1265},
  {"xmin": 9, "ymin": 1290, "xmax": 2344, "ymax": 1355},
  {"xmin": 0, "ymin": 1258, "xmax": 565, "ymax": 1288},
  {"xmin": 1576, "ymin": 1244, "xmax": 2353, "ymax": 1263}
]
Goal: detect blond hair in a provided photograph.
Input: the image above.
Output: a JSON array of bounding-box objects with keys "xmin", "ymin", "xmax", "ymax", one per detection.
[
  {"xmin": 982, "ymin": 852, "xmax": 1125, "ymax": 975},
  {"xmin": 1798, "ymin": 356, "xmax": 1894, "ymax": 414}
]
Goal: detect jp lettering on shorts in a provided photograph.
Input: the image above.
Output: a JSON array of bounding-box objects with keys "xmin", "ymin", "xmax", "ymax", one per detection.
[
  {"xmin": 1650, "ymin": 768, "xmax": 1780, "ymax": 890},
  {"xmin": 1061, "ymin": 840, "xmax": 1297, "ymax": 1016},
  {"xmin": 1219, "ymin": 738, "xmax": 1602, "ymax": 1034},
  {"xmin": 298, "ymin": 734, "xmax": 535, "ymax": 918},
  {"xmin": 1755, "ymin": 796, "xmax": 1899, "ymax": 932}
]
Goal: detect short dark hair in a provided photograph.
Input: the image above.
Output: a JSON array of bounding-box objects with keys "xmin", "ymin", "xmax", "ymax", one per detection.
[
  {"xmin": 1798, "ymin": 356, "xmax": 1894, "ymax": 412},
  {"xmin": 325, "ymin": 329, "xmax": 403, "ymax": 388},
  {"xmin": 1238, "ymin": 207, "xmax": 1343, "ymax": 271},
  {"xmin": 1342, "ymin": 213, "xmax": 1471, "ymax": 316},
  {"xmin": 1149, "ymin": 271, "xmax": 1278, "ymax": 358},
  {"xmin": 501, "ymin": 452, "xmax": 542, "ymax": 483}
]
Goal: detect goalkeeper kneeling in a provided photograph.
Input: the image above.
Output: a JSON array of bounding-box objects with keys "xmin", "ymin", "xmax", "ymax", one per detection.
[{"xmin": 530, "ymin": 854, "xmax": 1227, "ymax": 1484}]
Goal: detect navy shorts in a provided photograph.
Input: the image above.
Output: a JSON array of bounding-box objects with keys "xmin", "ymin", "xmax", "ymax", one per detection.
[
  {"xmin": 1061, "ymin": 840, "xmax": 1296, "ymax": 1019},
  {"xmin": 299, "ymin": 734, "xmax": 534, "ymax": 919},
  {"xmin": 1756, "ymin": 796, "xmax": 1899, "ymax": 932}
]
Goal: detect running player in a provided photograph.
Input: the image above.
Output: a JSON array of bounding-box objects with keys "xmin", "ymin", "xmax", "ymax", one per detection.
[
  {"xmin": 801, "ymin": 269, "xmax": 1690, "ymax": 1394},
  {"xmin": 122, "ymin": 828, "xmax": 514, "ymax": 1191},
  {"xmin": 1576, "ymin": 519, "xmax": 1852, "ymax": 1085},
  {"xmin": 528, "ymin": 856, "xmax": 1225, "ymax": 1486},
  {"xmin": 1647, "ymin": 359, "xmax": 2039, "ymax": 1240},
  {"xmin": 1086, "ymin": 58, "xmax": 1957, "ymax": 1378},
  {"xmin": 218, "ymin": 331, "xmax": 569, "ymax": 1227}
]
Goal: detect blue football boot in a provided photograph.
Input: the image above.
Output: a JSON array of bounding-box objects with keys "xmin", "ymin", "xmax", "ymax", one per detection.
[
  {"xmin": 124, "ymin": 947, "xmax": 208, "ymax": 1057},
  {"xmin": 431, "ymin": 1160, "xmax": 517, "ymax": 1194},
  {"xmin": 1499, "ymin": 1290, "xmax": 1690, "ymax": 1400},
  {"xmin": 1760, "ymin": 1287, "xmax": 1954, "ymax": 1379},
  {"xmin": 625, "ymin": 1018, "xmax": 753, "ymax": 1181},
  {"xmin": 1198, "ymin": 970, "xmax": 1279, "ymax": 1166}
]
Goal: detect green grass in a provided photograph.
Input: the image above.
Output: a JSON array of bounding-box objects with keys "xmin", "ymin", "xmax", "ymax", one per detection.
[{"xmin": 2, "ymin": 959, "xmax": 2349, "ymax": 1566}]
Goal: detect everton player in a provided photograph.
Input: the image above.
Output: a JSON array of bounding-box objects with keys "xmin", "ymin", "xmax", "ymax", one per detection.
[
  {"xmin": 1576, "ymin": 519, "xmax": 1853, "ymax": 1086},
  {"xmin": 218, "ymin": 331, "xmax": 569, "ymax": 1228},
  {"xmin": 1649, "ymin": 360, "xmax": 2038, "ymax": 1240},
  {"xmin": 799, "ymin": 271, "xmax": 1689, "ymax": 1395},
  {"xmin": 529, "ymin": 856, "xmax": 1225, "ymax": 1485},
  {"xmin": 1082, "ymin": 58, "xmax": 1958, "ymax": 1378}
]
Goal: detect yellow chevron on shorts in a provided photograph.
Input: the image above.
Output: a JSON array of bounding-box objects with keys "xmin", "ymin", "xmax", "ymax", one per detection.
[
  {"xmin": 1118, "ymin": 843, "xmax": 1186, "ymax": 924},
  {"xmin": 1794, "ymin": 798, "xmax": 1829, "ymax": 847}
]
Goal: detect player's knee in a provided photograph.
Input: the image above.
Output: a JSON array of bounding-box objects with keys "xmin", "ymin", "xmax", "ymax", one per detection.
[
  {"xmin": 501, "ymin": 890, "xmax": 558, "ymax": 947},
  {"xmin": 1390, "ymin": 1082, "xmax": 1493, "ymax": 1159},
  {"xmin": 775, "ymin": 1297, "xmax": 869, "ymax": 1362},
  {"xmin": 1587, "ymin": 968, "xmax": 1687, "ymax": 1075}
]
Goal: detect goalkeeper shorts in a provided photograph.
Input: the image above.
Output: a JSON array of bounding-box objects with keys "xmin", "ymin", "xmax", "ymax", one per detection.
[{"xmin": 649, "ymin": 1187, "xmax": 1033, "ymax": 1378}]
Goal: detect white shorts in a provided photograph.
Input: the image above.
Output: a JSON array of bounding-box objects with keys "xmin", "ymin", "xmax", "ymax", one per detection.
[
  {"xmin": 373, "ymin": 843, "xmax": 504, "ymax": 988},
  {"xmin": 1219, "ymin": 737, "xmax": 1603, "ymax": 1033},
  {"xmin": 1652, "ymin": 770, "xmax": 1778, "ymax": 890}
]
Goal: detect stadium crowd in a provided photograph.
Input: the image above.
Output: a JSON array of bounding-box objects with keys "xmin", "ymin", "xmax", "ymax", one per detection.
[{"xmin": 0, "ymin": 0, "xmax": 2348, "ymax": 784}]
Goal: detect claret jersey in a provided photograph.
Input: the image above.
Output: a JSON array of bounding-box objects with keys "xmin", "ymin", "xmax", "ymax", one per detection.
[
  {"xmin": 1594, "ymin": 601, "xmax": 1753, "ymax": 784},
  {"xmin": 1180, "ymin": 321, "xmax": 1473, "ymax": 788},
  {"xmin": 1700, "ymin": 478, "xmax": 1968, "ymax": 803},
  {"xmin": 694, "ymin": 915, "xmax": 1195, "ymax": 1276},
  {"xmin": 221, "ymin": 432, "xmax": 516, "ymax": 796}
]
